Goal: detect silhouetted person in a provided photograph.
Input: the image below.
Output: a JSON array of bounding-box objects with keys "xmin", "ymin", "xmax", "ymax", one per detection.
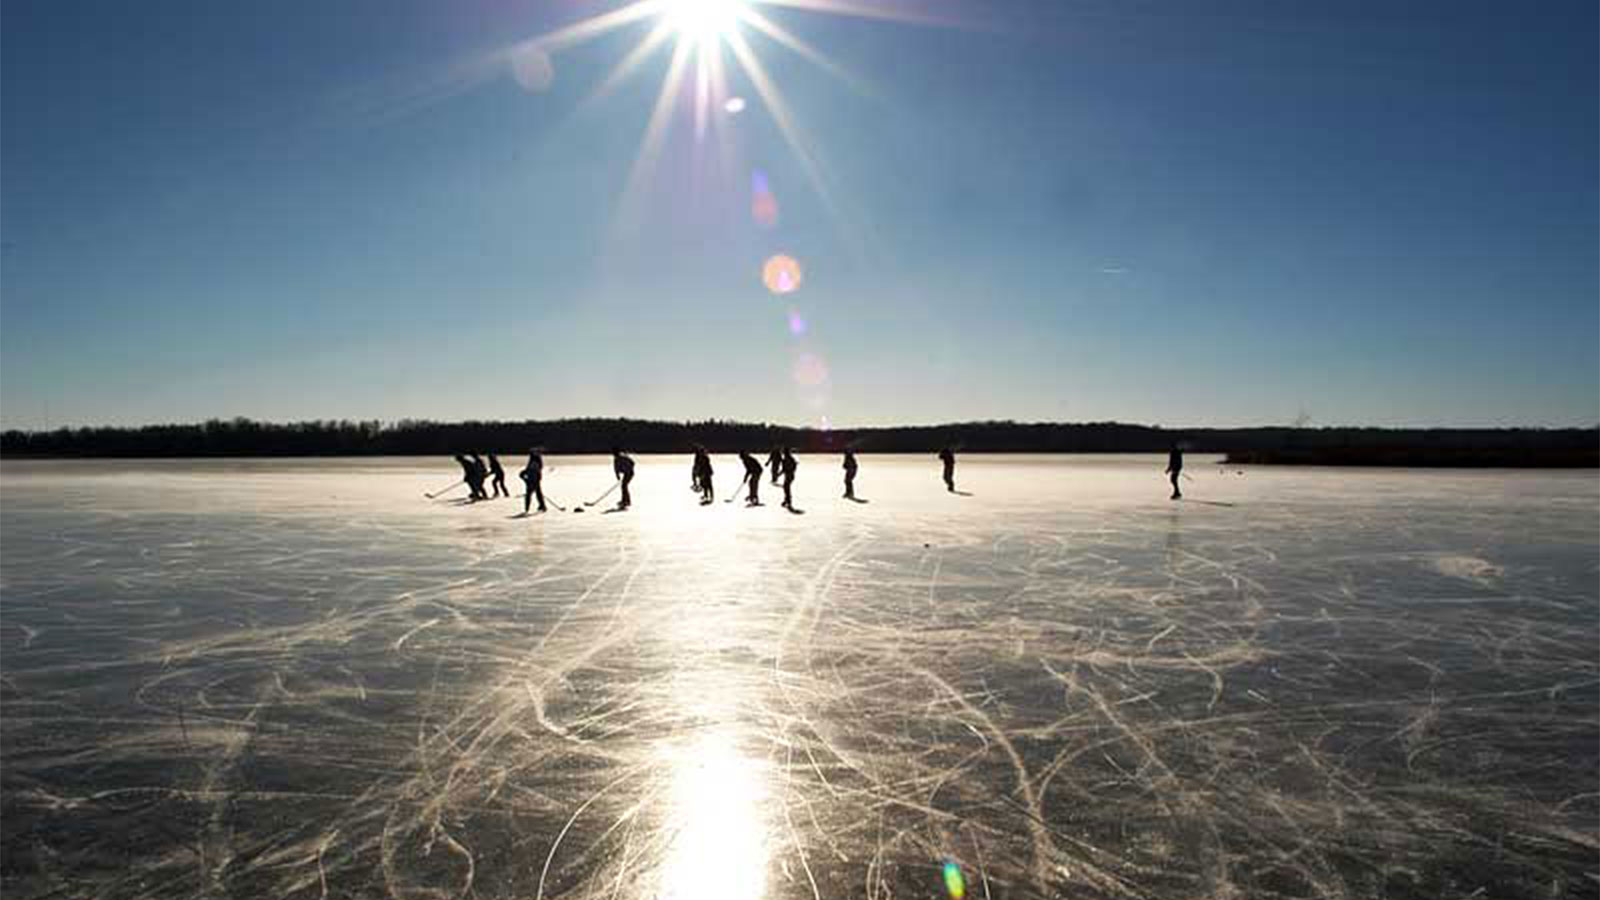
[
  {"xmin": 939, "ymin": 446, "xmax": 957, "ymax": 493},
  {"xmin": 780, "ymin": 448, "xmax": 798, "ymax": 510},
  {"xmin": 461, "ymin": 454, "xmax": 488, "ymax": 500},
  {"xmin": 692, "ymin": 445, "xmax": 714, "ymax": 504},
  {"xmin": 768, "ymin": 447, "xmax": 783, "ymax": 485},
  {"xmin": 842, "ymin": 450, "xmax": 859, "ymax": 499},
  {"xmin": 612, "ymin": 448, "xmax": 635, "ymax": 510},
  {"xmin": 454, "ymin": 454, "xmax": 478, "ymax": 499},
  {"xmin": 520, "ymin": 448, "xmax": 546, "ymax": 514},
  {"xmin": 739, "ymin": 451, "xmax": 763, "ymax": 505},
  {"xmin": 1166, "ymin": 443, "xmax": 1183, "ymax": 500},
  {"xmin": 487, "ymin": 453, "xmax": 508, "ymax": 498}
]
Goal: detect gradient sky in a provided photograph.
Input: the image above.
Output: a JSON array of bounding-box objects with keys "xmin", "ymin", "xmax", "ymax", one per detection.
[{"xmin": 3, "ymin": 0, "xmax": 1595, "ymax": 430}]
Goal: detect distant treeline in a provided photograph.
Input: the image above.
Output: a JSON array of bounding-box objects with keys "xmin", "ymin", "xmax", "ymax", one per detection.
[{"xmin": 1, "ymin": 418, "xmax": 1595, "ymax": 466}]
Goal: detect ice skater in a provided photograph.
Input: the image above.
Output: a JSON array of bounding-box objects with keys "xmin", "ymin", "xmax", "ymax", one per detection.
[
  {"xmin": 612, "ymin": 447, "xmax": 635, "ymax": 510},
  {"xmin": 1166, "ymin": 443, "xmax": 1184, "ymax": 500},
  {"xmin": 780, "ymin": 448, "xmax": 798, "ymax": 511},
  {"xmin": 691, "ymin": 445, "xmax": 714, "ymax": 505},
  {"xmin": 768, "ymin": 446, "xmax": 784, "ymax": 485},
  {"xmin": 453, "ymin": 454, "xmax": 479, "ymax": 500},
  {"xmin": 457, "ymin": 454, "xmax": 486, "ymax": 501},
  {"xmin": 487, "ymin": 453, "xmax": 508, "ymax": 498},
  {"xmin": 738, "ymin": 451, "xmax": 763, "ymax": 506},
  {"xmin": 468, "ymin": 454, "xmax": 491, "ymax": 500},
  {"xmin": 520, "ymin": 448, "xmax": 546, "ymax": 514},
  {"xmin": 842, "ymin": 449, "xmax": 859, "ymax": 500},
  {"xmin": 939, "ymin": 446, "xmax": 957, "ymax": 493}
]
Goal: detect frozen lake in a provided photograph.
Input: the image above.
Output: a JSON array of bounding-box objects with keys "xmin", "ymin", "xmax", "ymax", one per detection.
[{"xmin": 1, "ymin": 455, "xmax": 1595, "ymax": 899}]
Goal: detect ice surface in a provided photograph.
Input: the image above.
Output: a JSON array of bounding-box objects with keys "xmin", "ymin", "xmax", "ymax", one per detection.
[{"xmin": 1, "ymin": 455, "xmax": 1596, "ymax": 899}]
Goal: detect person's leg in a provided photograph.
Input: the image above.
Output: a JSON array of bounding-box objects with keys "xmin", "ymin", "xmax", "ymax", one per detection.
[
  {"xmin": 1170, "ymin": 471, "xmax": 1181, "ymax": 499},
  {"xmin": 535, "ymin": 482, "xmax": 546, "ymax": 512},
  {"xmin": 621, "ymin": 475, "xmax": 632, "ymax": 508}
]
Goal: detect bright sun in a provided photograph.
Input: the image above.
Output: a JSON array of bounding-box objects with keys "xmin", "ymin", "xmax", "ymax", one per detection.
[{"xmin": 663, "ymin": 0, "xmax": 746, "ymax": 45}]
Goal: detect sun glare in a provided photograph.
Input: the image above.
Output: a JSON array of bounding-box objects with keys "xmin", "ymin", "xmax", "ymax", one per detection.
[
  {"xmin": 664, "ymin": 0, "xmax": 746, "ymax": 45},
  {"xmin": 507, "ymin": 0, "xmax": 962, "ymax": 238}
]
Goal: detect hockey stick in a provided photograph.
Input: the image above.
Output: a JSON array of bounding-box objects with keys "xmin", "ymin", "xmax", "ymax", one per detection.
[
  {"xmin": 425, "ymin": 480, "xmax": 463, "ymax": 499},
  {"xmin": 584, "ymin": 481, "xmax": 621, "ymax": 508}
]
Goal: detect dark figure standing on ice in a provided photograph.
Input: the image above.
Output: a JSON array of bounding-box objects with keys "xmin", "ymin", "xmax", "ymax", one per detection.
[
  {"xmin": 691, "ymin": 445, "xmax": 714, "ymax": 505},
  {"xmin": 780, "ymin": 448, "xmax": 798, "ymax": 511},
  {"xmin": 469, "ymin": 454, "xmax": 491, "ymax": 500},
  {"xmin": 487, "ymin": 453, "xmax": 508, "ymax": 498},
  {"xmin": 520, "ymin": 449, "xmax": 546, "ymax": 514},
  {"xmin": 612, "ymin": 448, "xmax": 635, "ymax": 510},
  {"xmin": 739, "ymin": 451, "xmax": 763, "ymax": 506},
  {"xmin": 768, "ymin": 447, "xmax": 783, "ymax": 485},
  {"xmin": 939, "ymin": 446, "xmax": 957, "ymax": 493},
  {"xmin": 457, "ymin": 454, "xmax": 486, "ymax": 501},
  {"xmin": 1166, "ymin": 444, "xmax": 1184, "ymax": 500},
  {"xmin": 842, "ymin": 450, "xmax": 859, "ymax": 500}
]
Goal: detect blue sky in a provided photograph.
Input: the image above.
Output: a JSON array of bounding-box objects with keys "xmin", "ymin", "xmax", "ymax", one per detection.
[{"xmin": 3, "ymin": 0, "xmax": 1595, "ymax": 429}]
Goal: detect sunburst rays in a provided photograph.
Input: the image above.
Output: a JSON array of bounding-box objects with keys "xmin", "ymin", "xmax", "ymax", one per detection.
[{"xmin": 517, "ymin": 0, "xmax": 965, "ymax": 232}]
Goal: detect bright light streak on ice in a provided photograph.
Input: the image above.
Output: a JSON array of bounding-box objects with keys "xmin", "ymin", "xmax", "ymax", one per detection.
[{"xmin": 656, "ymin": 731, "xmax": 770, "ymax": 900}]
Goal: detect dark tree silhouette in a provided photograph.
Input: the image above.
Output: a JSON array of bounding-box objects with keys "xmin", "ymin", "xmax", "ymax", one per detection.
[{"xmin": 0, "ymin": 417, "xmax": 1593, "ymax": 467}]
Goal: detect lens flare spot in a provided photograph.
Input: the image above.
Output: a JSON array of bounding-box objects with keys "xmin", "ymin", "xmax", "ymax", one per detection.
[
  {"xmin": 762, "ymin": 254, "xmax": 803, "ymax": 295},
  {"xmin": 793, "ymin": 352, "xmax": 828, "ymax": 387},
  {"xmin": 787, "ymin": 309, "xmax": 807, "ymax": 336},
  {"xmin": 751, "ymin": 172, "xmax": 779, "ymax": 228},
  {"xmin": 510, "ymin": 46, "xmax": 555, "ymax": 92},
  {"xmin": 725, "ymin": 96, "xmax": 747, "ymax": 114},
  {"xmin": 943, "ymin": 861, "xmax": 966, "ymax": 899}
]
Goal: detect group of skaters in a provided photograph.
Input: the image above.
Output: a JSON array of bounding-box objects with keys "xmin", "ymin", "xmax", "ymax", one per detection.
[
  {"xmin": 452, "ymin": 453, "xmax": 506, "ymax": 501},
  {"xmin": 445, "ymin": 443, "xmax": 1189, "ymax": 512},
  {"xmin": 643, "ymin": 444, "xmax": 806, "ymax": 511},
  {"xmin": 452, "ymin": 450, "xmax": 553, "ymax": 514}
]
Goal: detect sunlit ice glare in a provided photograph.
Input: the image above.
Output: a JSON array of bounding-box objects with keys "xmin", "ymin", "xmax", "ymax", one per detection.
[{"xmin": 655, "ymin": 729, "xmax": 770, "ymax": 900}]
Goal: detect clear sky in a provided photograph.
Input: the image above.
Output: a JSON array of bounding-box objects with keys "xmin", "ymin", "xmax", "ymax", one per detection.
[{"xmin": 3, "ymin": 0, "xmax": 1595, "ymax": 430}]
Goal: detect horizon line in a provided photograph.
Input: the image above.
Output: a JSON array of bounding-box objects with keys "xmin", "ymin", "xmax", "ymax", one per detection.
[{"xmin": 3, "ymin": 415, "xmax": 1596, "ymax": 436}]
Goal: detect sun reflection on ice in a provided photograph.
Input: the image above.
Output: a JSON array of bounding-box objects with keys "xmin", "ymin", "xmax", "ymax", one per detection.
[{"xmin": 655, "ymin": 729, "xmax": 771, "ymax": 900}]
